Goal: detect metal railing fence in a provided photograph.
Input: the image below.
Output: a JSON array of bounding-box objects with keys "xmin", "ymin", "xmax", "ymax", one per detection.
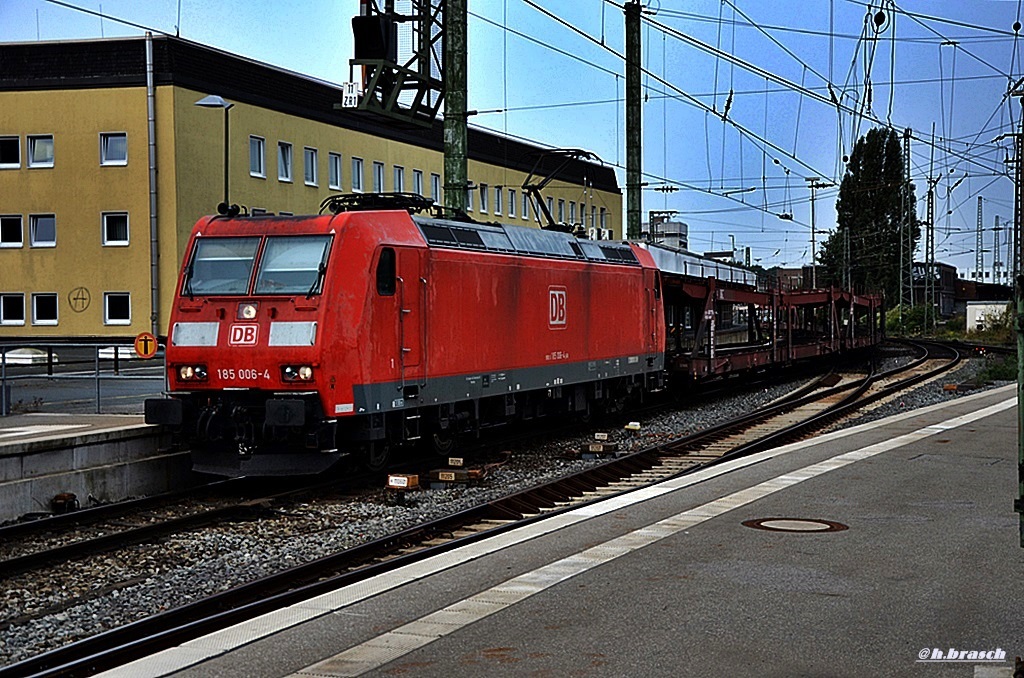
[{"xmin": 0, "ymin": 342, "xmax": 167, "ymax": 416}]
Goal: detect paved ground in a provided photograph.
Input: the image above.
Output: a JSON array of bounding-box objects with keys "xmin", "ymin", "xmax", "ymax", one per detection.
[
  {"xmin": 99, "ymin": 384, "xmax": 1023, "ymax": 677},
  {"xmin": 0, "ymin": 412, "xmax": 148, "ymax": 449}
]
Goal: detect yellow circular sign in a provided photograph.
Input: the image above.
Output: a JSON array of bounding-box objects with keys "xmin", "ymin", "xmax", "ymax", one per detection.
[{"xmin": 134, "ymin": 332, "xmax": 159, "ymax": 359}]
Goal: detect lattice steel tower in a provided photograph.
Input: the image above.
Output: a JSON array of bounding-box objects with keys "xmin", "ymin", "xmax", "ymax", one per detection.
[
  {"xmin": 349, "ymin": 0, "xmax": 445, "ymax": 127},
  {"xmin": 900, "ymin": 129, "xmax": 914, "ymax": 311},
  {"xmin": 976, "ymin": 197, "xmax": 985, "ymax": 281}
]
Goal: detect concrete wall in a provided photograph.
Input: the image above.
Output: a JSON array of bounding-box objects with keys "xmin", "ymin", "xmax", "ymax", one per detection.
[{"xmin": 0, "ymin": 426, "xmax": 193, "ymax": 522}]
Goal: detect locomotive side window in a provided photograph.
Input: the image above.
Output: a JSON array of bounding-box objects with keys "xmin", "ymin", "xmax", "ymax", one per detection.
[
  {"xmin": 376, "ymin": 248, "xmax": 396, "ymax": 296},
  {"xmin": 254, "ymin": 235, "xmax": 332, "ymax": 295},
  {"xmin": 183, "ymin": 237, "xmax": 260, "ymax": 296}
]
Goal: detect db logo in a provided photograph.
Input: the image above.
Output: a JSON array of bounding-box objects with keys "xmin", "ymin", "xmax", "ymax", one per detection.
[
  {"xmin": 548, "ymin": 287, "xmax": 567, "ymax": 329},
  {"xmin": 229, "ymin": 324, "xmax": 259, "ymax": 346}
]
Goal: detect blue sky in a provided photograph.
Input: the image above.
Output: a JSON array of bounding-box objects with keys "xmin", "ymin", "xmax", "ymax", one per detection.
[{"xmin": 1, "ymin": 0, "xmax": 1021, "ymax": 278}]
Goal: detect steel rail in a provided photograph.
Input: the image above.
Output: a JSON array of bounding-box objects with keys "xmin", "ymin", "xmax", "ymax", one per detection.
[{"xmin": 718, "ymin": 341, "xmax": 961, "ymax": 461}]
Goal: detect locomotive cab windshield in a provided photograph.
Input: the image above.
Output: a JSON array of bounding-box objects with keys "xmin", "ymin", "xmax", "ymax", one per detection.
[{"xmin": 183, "ymin": 234, "xmax": 332, "ymax": 297}]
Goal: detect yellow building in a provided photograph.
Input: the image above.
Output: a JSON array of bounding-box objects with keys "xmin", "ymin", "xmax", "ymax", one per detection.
[{"xmin": 0, "ymin": 35, "xmax": 621, "ymax": 339}]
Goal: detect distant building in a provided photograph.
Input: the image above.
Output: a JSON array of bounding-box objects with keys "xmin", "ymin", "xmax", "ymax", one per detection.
[
  {"xmin": 965, "ymin": 300, "xmax": 1011, "ymax": 333},
  {"xmin": 910, "ymin": 262, "xmax": 957, "ymax": 317},
  {"xmin": 954, "ymin": 277, "xmax": 1013, "ymax": 317},
  {"xmin": 910, "ymin": 261, "xmax": 1012, "ymax": 319},
  {"xmin": 641, "ymin": 214, "xmax": 688, "ymax": 249},
  {"xmin": 0, "ymin": 36, "xmax": 621, "ymax": 339}
]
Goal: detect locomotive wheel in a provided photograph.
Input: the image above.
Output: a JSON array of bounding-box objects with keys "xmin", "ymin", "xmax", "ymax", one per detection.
[
  {"xmin": 577, "ymin": 401, "xmax": 594, "ymax": 424},
  {"xmin": 430, "ymin": 430, "xmax": 456, "ymax": 457},
  {"xmin": 364, "ymin": 441, "xmax": 391, "ymax": 472},
  {"xmin": 604, "ymin": 397, "xmax": 626, "ymax": 415}
]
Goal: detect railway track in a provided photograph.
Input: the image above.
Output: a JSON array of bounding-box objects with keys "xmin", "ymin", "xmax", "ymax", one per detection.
[
  {"xmin": 0, "ymin": 482, "xmax": 263, "ymax": 580},
  {"xmin": 0, "ymin": 470, "xmax": 394, "ymax": 584},
  {"xmin": 0, "ymin": 341, "xmax": 962, "ymax": 677}
]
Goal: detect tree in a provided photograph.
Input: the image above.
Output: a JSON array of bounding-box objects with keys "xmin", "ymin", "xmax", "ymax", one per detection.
[{"xmin": 819, "ymin": 127, "xmax": 918, "ymax": 301}]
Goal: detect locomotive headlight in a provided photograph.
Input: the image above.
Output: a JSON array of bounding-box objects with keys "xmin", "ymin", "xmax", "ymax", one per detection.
[
  {"xmin": 282, "ymin": 365, "xmax": 314, "ymax": 381},
  {"xmin": 237, "ymin": 302, "xmax": 259, "ymax": 320},
  {"xmin": 178, "ymin": 364, "xmax": 208, "ymax": 381}
]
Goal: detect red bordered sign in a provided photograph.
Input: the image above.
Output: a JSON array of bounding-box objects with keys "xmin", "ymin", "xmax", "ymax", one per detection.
[{"xmin": 134, "ymin": 332, "xmax": 158, "ymax": 359}]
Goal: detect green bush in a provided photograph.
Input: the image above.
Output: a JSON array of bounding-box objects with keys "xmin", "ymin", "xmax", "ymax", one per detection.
[
  {"xmin": 978, "ymin": 354, "xmax": 1017, "ymax": 382},
  {"xmin": 946, "ymin": 315, "xmax": 966, "ymax": 332},
  {"xmin": 886, "ymin": 304, "xmax": 929, "ymax": 336}
]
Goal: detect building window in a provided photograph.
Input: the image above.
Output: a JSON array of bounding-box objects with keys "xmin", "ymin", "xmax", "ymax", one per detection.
[
  {"xmin": 0, "ymin": 294, "xmax": 25, "ymax": 326},
  {"xmin": 479, "ymin": 184, "xmax": 489, "ymax": 213},
  {"xmin": 466, "ymin": 186, "xmax": 474, "ymax": 211},
  {"xmin": 591, "ymin": 205, "xmax": 597, "ymax": 228},
  {"xmin": 28, "ymin": 134, "xmax": 54, "ymax": 168},
  {"xmin": 0, "ymin": 136, "xmax": 21, "ymax": 169},
  {"xmin": 32, "ymin": 293, "xmax": 58, "ymax": 326},
  {"xmin": 413, "ymin": 169, "xmax": 424, "ymax": 196},
  {"xmin": 351, "ymin": 157, "xmax": 364, "ymax": 191},
  {"xmin": 393, "ymin": 165, "xmax": 404, "ymax": 192},
  {"xmin": 570, "ymin": 201, "xmax": 576, "ymax": 224},
  {"xmin": 277, "ymin": 141, "xmax": 293, "ymax": 181},
  {"xmin": 102, "ymin": 212, "xmax": 129, "ymax": 246},
  {"xmin": 104, "ymin": 292, "xmax": 131, "ymax": 325},
  {"xmin": 328, "ymin": 152, "xmax": 342, "ymax": 190},
  {"xmin": 1, "ymin": 215, "xmax": 22, "ymax": 247},
  {"xmin": 546, "ymin": 197, "xmax": 554, "ymax": 220},
  {"xmin": 249, "ymin": 136, "xmax": 265, "ymax": 177},
  {"xmin": 372, "ymin": 161, "xmax": 385, "ymax": 193},
  {"xmin": 557, "ymin": 199, "xmax": 565, "ymax": 223},
  {"xmin": 304, "ymin": 147, "xmax": 318, "ymax": 186},
  {"xmin": 494, "ymin": 186, "xmax": 503, "ymax": 216},
  {"xmin": 100, "ymin": 132, "xmax": 127, "ymax": 165},
  {"xmin": 30, "ymin": 214, "xmax": 56, "ymax": 247},
  {"xmin": 431, "ymin": 173, "xmax": 441, "ymax": 203},
  {"xmin": 509, "ymin": 189, "xmax": 516, "ymax": 217},
  {"xmin": 600, "ymin": 207, "xmax": 607, "ymax": 229},
  {"xmin": 522, "ymin": 193, "xmax": 530, "ymax": 220}
]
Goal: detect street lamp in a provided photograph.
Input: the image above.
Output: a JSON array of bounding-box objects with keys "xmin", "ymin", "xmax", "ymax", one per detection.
[{"xmin": 194, "ymin": 94, "xmax": 234, "ymax": 213}]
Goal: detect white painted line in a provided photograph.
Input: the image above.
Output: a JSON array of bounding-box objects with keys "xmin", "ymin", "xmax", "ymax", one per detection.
[
  {"xmin": 99, "ymin": 388, "xmax": 1016, "ymax": 678},
  {"xmin": 0, "ymin": 424, "xmax": 91, "ymax": 440}
]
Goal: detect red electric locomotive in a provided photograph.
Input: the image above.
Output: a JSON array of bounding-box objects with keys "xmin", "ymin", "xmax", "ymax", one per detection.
[{"xmin": 145, "ymin": 195, "xmax": 666, "ymax": 475}]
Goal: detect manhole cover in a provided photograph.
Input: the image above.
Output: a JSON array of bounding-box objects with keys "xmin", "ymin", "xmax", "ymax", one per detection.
[{"xmin": 742, "ymin": 518, "xmax": 848, "ymax": 533}]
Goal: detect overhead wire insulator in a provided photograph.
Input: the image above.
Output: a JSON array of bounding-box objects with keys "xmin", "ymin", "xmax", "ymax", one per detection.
[{"xmin": 873, "ymin": 9, "xmax": 887, "ymax": 31}]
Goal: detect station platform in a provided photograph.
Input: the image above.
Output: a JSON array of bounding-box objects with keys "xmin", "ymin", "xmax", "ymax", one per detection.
[
  {"xmin": 0, "ymin": 412, "xmax": 186, "ymax": 522},
  {"xmin": 106, "ymin": 384, "xmax": 1022, "ymax": 677},
  {"xmin": 0, "ymin": 411, "xmax": 147, "ymax": 447}
]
